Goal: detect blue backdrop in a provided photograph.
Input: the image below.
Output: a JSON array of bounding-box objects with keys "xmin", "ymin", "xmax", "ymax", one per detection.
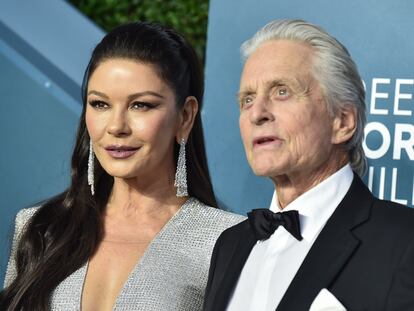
[
  {"xmin": 1, "ymin": 0, "xmax": 413, "ymax": 286},
  {"xmin": 0, "ymin": 0, "xmax": 104, "ymax": 285},
  {"xmin": 204, "ymin": 0, "xmax": 414, "ymax": 215}
]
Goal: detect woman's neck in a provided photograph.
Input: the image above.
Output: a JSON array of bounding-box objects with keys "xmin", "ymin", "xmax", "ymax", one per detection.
[{"xmin": 106, "ymin": 176, "xmax": 187, "ymax": 218}]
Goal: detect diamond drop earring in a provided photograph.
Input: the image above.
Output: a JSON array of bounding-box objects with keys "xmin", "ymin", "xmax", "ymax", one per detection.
[
  {"xmin": 87, "ymin": 139, "xmax": 95, "ymax": 195},
  {"xmin": 174, "ymin": 138, "xmax": 188, "ymax": 197}
]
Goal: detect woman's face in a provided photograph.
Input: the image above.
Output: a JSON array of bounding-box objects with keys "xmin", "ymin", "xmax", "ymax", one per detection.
[{"xmin": 85, "ymin": 58, "xmax": 180, "ymax": 181}]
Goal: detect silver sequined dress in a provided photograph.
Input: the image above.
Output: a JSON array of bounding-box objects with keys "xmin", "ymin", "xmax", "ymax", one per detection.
[{"xmin": 3, "ymin": 198, "xmax": 245, "ymax": 310}]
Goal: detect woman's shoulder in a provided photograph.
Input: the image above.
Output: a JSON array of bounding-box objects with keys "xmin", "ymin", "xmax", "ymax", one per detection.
[
  {"xmin": 3, "ymin": 207, "xmax": 40, "ymax": 288},
  {"xmin": 186, "ymin": 197, "xmax": 246, "ymax": 232},
  {"xmin": 13, "ymin": 207, "xmax": 39, "ymax": 235},
  {"xmin": 16, "ymin": 206, "xmax": 39, "ymax": 218},
  {"xmin": 16, "ymin": 206, "xmax": 39, "ymax": 222}
]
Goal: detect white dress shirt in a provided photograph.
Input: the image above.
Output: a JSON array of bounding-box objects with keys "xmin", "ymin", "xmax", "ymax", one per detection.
[{"xmin": 226, "ymin": 164, "xmax": 354, "ymax": 311}]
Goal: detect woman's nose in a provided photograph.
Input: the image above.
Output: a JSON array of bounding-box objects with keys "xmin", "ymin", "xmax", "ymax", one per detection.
[{"xmin": 107, "ymin": 110, "xmax": 132, "ymax": 137}]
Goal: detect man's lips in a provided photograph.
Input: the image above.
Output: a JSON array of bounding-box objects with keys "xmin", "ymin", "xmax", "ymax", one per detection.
[
  {"xmin": 252, "ymin": 136, "xmax": 281, "ymax": 148},
  {"xmin": 104, "ymin": 145, "xmax": 140, "ymax": 158}
]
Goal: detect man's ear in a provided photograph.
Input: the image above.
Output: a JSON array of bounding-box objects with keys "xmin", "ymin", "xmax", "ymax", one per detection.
[
  {"xmin": 331, "ymin": 105, "xmax": 357, "ymax": 145},
  {"xmin": 176, "ymin": 96, "xmax": 199, "ymax": 143}
]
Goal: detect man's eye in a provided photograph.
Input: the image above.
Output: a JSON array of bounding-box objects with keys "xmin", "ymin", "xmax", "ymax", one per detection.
[
  {"xmin": 272, "ymin": 86, "xmax": 290, "ymax": 99},
  {"xmin": 278, "ymin": 88, "xmax": 288, "ymax": 96},
  {"xmin": 245, "ymin": 97, "xmax": 253, "ymax": 104},
  {"xmin": 88, "ymin": 100, "xmax": 108, "ymax": 109},
  {"xmin": 240, "ymin": 96, "xmax": 254, "ymax": 109}
]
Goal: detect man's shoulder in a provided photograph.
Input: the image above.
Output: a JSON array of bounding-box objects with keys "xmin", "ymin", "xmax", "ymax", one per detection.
[
  {"xmin": 348, "ymin": 175, "xmax": 414, "ymax": 233},
  {"xmin": 370, "ymin": 198, "xmax": 414, "ymax": 229},
  {"xmin": 352, "ymin": 196, "xmax": 414, "ymax": 249},
  {"xmin": 218, "ymin": 218, "xmax": 250, "ymax": 241}
]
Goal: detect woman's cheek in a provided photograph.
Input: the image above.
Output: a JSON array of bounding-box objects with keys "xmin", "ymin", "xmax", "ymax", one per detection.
[
  {"xmin": 85, "ymin": 112, "xmax": 97, "ymax": 139},
  {"xmin": 86, "ymin": 112, "xmax": 107, "ymax": 140},
  {"xmin": 130, "ymin": 114, "xmax": 167, "ymax": 141}
]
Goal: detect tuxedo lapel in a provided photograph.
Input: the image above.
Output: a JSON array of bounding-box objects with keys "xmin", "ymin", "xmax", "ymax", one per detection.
[
  {"xmin": 277, "ymin": 175, "xmax": 374, "ymax": 311},
  {"xmin": 212, "ymin": 221, "xmax": 258, "ymax": 311}
]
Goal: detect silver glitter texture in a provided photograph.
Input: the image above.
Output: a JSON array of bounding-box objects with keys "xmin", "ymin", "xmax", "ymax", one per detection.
[
  {"xmin": 87, "ymin": 139, "xmax": 95, "ymax": 196},
  {"xmin": 174, "ymin": 138, "xmax": 188, "ymax": 197},
  {"xmin": 4, "ymin": 198, "xmax": 245, "ymax": 310}
]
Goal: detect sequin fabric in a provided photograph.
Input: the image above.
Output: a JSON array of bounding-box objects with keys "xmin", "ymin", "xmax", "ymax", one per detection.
[{"xmin": 3, "ymin": 198, "xmax": 245, "ymax": 310}]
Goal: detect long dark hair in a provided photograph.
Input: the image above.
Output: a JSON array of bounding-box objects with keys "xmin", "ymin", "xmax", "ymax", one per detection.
[{"xmin": 1, "ymin": 21, "xmax": 217, "ymax": 310}]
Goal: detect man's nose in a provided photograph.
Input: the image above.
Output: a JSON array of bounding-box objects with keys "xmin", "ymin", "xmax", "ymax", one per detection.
[{"xmin": 249, "ymin": 97, "xmax": 274, "ymax": 125}]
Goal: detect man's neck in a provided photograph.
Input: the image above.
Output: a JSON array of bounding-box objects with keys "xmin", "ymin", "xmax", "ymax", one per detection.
[{"xmin": 272, "ymin": 158, "xmax": 349, "ymax": 209}]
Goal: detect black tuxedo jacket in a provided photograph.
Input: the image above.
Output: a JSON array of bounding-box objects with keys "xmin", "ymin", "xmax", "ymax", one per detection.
[{"xmin": 203, "ymin": 175, "xmax": 414, "ymax": 311}]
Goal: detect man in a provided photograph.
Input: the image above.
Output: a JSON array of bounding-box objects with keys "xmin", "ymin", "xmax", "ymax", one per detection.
[{"xmin": 203, "ymin": 19, "xmax": 414, "ymax": 311}]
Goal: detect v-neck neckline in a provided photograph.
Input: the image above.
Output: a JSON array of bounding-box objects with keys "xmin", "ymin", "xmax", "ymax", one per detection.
[{"xmin": 78, "ymin": 197, "xmax": 194, "ymax": 310}]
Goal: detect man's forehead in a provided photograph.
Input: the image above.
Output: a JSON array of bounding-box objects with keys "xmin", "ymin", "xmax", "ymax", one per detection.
[
  {"xmin": 244, "ymin": 39, "xmax": 314, "ymax": 65},
  {"xmin": 239, "ymin": 70, "xmax": 314, "ymax": 94},
  {"xmin": 239, "ymin": 41, "xmax": 315, "ymax": 91},
  {"xmin": 239, "ymin": 77, "xmax": 300, "ymax": 92}
]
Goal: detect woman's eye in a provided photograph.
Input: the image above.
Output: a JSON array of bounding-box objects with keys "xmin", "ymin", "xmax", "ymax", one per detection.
[
  {"xmin": 130, "ymin": 101, "xmax": 154, "ymax": 110},
  {"xmin": 88, "ymin": 100, "xmax": 108, "ymax": 109}
]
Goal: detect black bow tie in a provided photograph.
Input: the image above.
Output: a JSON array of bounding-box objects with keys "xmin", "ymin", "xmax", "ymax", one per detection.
[{"xmin": 247, "ymin": 209, "xmax": 303, "ymax": 241}]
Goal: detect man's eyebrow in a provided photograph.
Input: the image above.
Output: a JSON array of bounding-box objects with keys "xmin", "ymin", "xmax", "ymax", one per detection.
[
  {"xmin": 236, "ymin": 77, "xmax": 306, "ymax": 101},
  {"xmin": 237, "ymin": 89, "xmax": 255, "ymax": 101},
  {"xmin": 267, "ymin": 77, "xmax": 309, "ymax": 95},
  {"xmin": 266, "ymin": 78, "xmax": 295, "ymax": 88},
  {"xmin": 237, "ymin": 79, "xmax": 289, "ymax": 98}
]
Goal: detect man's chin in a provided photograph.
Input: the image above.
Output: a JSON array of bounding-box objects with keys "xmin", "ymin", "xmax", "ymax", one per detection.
[
  {"xmin": 252, "ymin": 167, "xmax": 280, "ymax": 177},
  {"xmin": 249, "ymin": 158, "xmax": 286, "ymax": 177}
]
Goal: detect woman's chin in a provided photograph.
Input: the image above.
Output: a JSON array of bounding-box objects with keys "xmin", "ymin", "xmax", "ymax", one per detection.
[{"xmin": 104, "ymin": 169, "xmax": 139, "ymax": 180}]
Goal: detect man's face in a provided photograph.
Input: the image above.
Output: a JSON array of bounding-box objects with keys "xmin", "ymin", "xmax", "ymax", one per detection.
[{"xmin": 239, "ymin": 39, "xmax": 337, "ymax": 181}]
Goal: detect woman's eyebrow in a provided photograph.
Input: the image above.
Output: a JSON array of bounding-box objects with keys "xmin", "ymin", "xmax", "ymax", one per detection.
[{"xmin": 127, "ymin": 91, "xmax": 165, "ymax": 101}]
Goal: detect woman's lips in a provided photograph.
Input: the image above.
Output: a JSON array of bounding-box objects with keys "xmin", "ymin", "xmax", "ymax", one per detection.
[{"xmin": 105, "ymin": 146, "xmax": 140, "ymax": 159}]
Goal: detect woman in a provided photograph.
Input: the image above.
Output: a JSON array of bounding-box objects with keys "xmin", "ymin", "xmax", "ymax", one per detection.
[{"xmin": 1, "ymin": 22, "xmax": 244, "ymax": 310}]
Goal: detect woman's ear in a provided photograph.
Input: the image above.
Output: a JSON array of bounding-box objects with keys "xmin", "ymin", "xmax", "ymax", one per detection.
[
  {"xmin": 176, "ymin": 96, "xmax": 199, "ymax": 143},
  {"xmin": 331, "ymin": 105, "xmax": 357, "ymax": 145}
]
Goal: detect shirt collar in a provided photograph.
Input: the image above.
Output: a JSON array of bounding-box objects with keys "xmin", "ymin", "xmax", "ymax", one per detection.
[{"xmin": 269, "ymin": 164, "xmax": 354, "ymax": 241}]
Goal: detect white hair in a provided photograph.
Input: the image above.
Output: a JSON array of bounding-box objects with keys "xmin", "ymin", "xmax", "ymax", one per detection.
[{"xmin": 241, "ymin": 19, "xmax": 366, "ymax": 176}]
